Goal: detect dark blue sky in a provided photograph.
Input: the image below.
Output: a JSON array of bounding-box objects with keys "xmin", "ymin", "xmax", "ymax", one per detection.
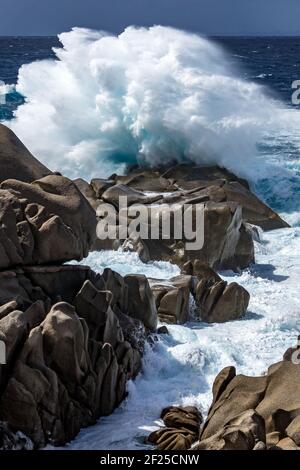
[{"xmin": 0, "ymin": 0, "xmax": 299, "ymax": 36}]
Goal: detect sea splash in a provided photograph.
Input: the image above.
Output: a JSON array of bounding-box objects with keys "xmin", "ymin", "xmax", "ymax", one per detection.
[
  {"xmin": 59, "ymin": 225, "xmax": 300, "ymax": 450},
  {"xmin": 5, "ymin": 25, "xmax": 293, "ymax": 181}
]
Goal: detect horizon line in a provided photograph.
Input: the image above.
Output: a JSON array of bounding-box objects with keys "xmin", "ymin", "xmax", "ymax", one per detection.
[{"xmin": 1, "ymin": 33, "xmax": 300, "ymax": 38}]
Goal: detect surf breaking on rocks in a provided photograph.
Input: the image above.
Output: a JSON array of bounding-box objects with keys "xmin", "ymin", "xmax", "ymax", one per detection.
[{"xmin": 5, "ymin": 25, "xmax": 298, "ymax": 183}]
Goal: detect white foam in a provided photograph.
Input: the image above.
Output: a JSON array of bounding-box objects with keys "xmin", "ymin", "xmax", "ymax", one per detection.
[
  {"xmin": 5, "ymin": 26, "xmax": 296, "ymax": 181},
  {"xmin": 77, "ymin": 249, "xmax": 180, "ymax": 279},
  {"xmin": 58, "ymin": 226, "xmax": 300, "ymax": 450}
]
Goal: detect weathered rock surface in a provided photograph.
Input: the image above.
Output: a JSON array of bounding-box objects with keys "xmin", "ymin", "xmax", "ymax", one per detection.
[
  {"xmin": 199, "ymin": 349, "xmax": 300, "ymax": 450},
  {"xmin": 149, "ymin": 263, "xmax": 249, "ymax": 325},
  {"xmin": 0, "ymin": 124, "xmax": 51, "ymax": 183},
  {"xmin": 148, "ymin": 406, "xmax": 202, "ymax": 450},
  {"xmin": 0, "ymin": 265, "xmax": 156, "ymax": 448},
  {"xmin": 76, "ymin": 163, "xmax": 288, "ymax": 270},
  {"xmin": 183, "ymin": 260, "xmax": 250, "ymax": 323},
  {"xmin": 0, "ymin": 175, "xmax": 97, "ymax": 269},
  {"xmin": 149, "ymin": 343, "xmax": 300, "ymax": 451},
  {"xmin": 75, "ymin": 164, "xmax": 289, "ymax": 270},
  {"xmin": 118, "ymin": 164, "xmax": 288, "ymax": 231},
  {"xmin": 124, "ymin": 274, "xmax": 157, "ymax": 332},
  {"xmin": 150, "ymin": 275, "xmax": 194, "ymax": 324},
  {"xmin": 195, "ymin": 409, "xmax": 265, "ymax": 450},
  {"xmin": 125, "ymin": 199, "xmax": 255, "ymax": 270}
]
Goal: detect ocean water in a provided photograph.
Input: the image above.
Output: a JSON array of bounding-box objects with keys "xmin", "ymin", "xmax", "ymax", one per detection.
[{"xmin": 0, "ymin": 28, "xmax": 300, "ymax": 450}]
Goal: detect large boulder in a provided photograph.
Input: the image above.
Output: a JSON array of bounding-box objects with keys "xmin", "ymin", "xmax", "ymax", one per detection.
[
  {"xmin": 126, "ymin": 200, "xmax": 254, "ymax": 271},
  {"xmin": 149, "ymin": 264, "xmax": 249, "ymax": 325},
  {"xmin": 75, "ymin": 163, "xmax": 288, "ymax": 271},
  {"xmin": 199, "ymin": 351, "xmax": 300, "ymax": 449},
  {"xmin": 286, "ymin": 415, "xmax": 300, "ymax": 446},
  {"xmin": 183, "ymin": 261, "xmax": 250, "ymax": 323},
  {"xmin": 148, "ymin": 406, "xmax": 203, "ymax": 450},
  {"xmin": 124, "ymin": 274, "xmax": 157, "ymax": 332},
  {"xmin": 194, "ymin": 278, "xmax": 250, "ymax": 323},
  {"xmin": 102, "ymin": 183, "xmax": 161, "ymax": 207},
  {"xmin": 0, "ymin": 124, "xmax": 51, "ymax": 183},
  {"xmin": 195, "ymin": 409, "xmax": 265, "ymax": 450},
  {"xmin": 0, "ymin": 175, "xmax": 97, "ymax": 269},
  {"xmin": 118, "ymin": 164, "xmax": 288, "ymax": 231},
  {"xmin": 150, "ymin": 275, "xmax": 194, "ymax": 324}
]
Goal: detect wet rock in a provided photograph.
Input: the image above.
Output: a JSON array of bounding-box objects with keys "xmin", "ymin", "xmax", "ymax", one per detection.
[
  {"xmin": 74, "ymin": 163, "xmax": 288, "ymax": 270},
  {"xmin": 182, "ymin": 260, "xmax": 221, "ymax": 283},
  {"xmin": 90, "ymin": 178, "xmax": 115, "ymax": 198},
  {"xmin": 148, "ymin": 406, "xmax": 202, "ymax": 450},
  {"xmin": 128, "ymin": 200, "xmax": 254, "ymax": 270},
  {"xmin": 75, "ymin": 163, "xmax": 287, "ymax": 269},
  {"xmin": 157, "ymin": 325, "xmax": 169, "ymax": 335},
  {"xmin": 161, "ymin": 406, "xmax": 203, "ymax": 434},
  {"xmin": 148, "ymin": 427, "xmax": 197, "ymax": 450},
  {"xmin": 124, "ymin": 164, "xmax": 288, "ymax": 231},
  {"xmin": 102, "ymin": 184, "xmax": 161, "ymax": 207},
  {"xmin": 73, "ymin": 178, "xmax": 101, "ymax": 211}
]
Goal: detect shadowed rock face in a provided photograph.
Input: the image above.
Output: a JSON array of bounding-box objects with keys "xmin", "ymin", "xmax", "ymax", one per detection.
[
  {"xmin": 0, "ymin": 265, "xmax": 156, "ymax": 448},
  {"xmin": 124, "ymin": 274, "xmax": 157, "ymax": 332},
  {"xmin": 126, "ymin": 200, "xmax": 255, "ymax": 271},
  {"xmin": 0, "ymin": 124, "xmax": 51, "ymax": 183}
]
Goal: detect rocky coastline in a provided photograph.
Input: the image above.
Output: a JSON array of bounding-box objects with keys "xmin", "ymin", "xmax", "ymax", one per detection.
[{"xmin": 0, "ymin": 122, "xmax": 298, "ymax": 451}]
